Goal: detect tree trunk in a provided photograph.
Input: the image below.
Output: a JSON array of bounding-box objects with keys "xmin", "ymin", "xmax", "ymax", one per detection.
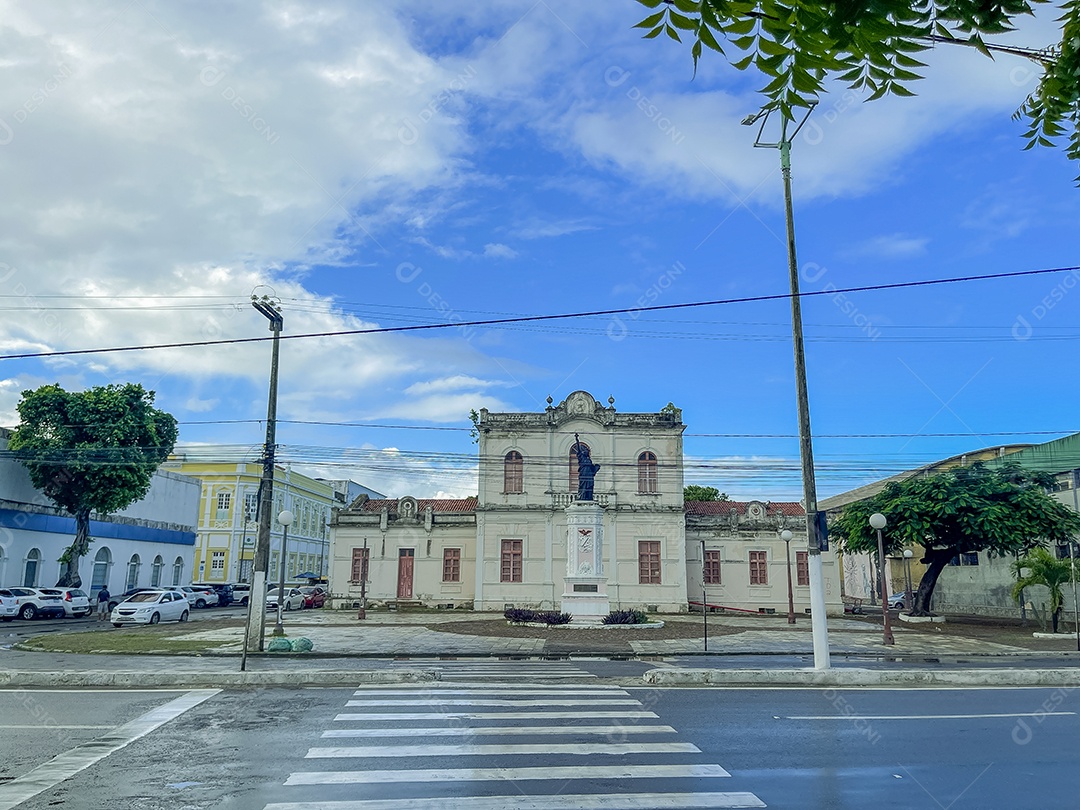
[
  {"xmin": 910, "ymin": 549, "xmax": 952, "ymax": 617},
  {"xmin": 1052, "ymin": 607, "xmax": 1060, "ymax": 633},
  {"xmin": 55, "ymin": 508, "xmax": 91, "ymax": 588}
]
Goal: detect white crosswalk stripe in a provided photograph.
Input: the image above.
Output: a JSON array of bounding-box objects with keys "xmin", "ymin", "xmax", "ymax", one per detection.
[{"xmin": 270, "ymin": 663, "xmax": 766, "ymax": 809}]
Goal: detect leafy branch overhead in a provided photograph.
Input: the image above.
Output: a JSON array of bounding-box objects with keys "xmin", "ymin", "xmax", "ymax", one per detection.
[{"xmin": 635, "ymin": 0, "xmax": 1080, "ymax": 177}]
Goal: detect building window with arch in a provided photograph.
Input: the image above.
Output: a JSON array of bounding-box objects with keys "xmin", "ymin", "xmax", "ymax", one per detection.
[
  {"xmin": 215, "ymin": 491, "xmax": 231, "ymax": 522},
  {"xmin": 637, "ymin": 451, "xmax": 658, "ymax": 494},
  {"xmin": 23, "ymin": 548, "xmax": 41, "ymax": 587},
  {"xmin": 504, "ymin": 451, "xmax": 523, "ymax": 494},
  {"xmin": 125, "ymin": 554, "xmax": 141, "ymax": 591},
  {"xmin": 92, "ymin": 548, "xmax": 112, "ymax": 590},
  {"xmin": 150, "ymin": 555, "xmax": 164, "ymax": 587},
  {"xmin": 172, "ymin": 556, "xmax": 184, "ymax": 586}
]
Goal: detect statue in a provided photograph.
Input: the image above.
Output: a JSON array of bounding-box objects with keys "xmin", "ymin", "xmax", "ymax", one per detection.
[{"xmin": 574, "ymin": 433, "xmax": 601, "ymax": 501}]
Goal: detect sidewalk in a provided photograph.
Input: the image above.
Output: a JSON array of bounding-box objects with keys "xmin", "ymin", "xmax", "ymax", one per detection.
[{"xmin": 2, "ymin": 610, "xmax": 1078, "ymax": 688}]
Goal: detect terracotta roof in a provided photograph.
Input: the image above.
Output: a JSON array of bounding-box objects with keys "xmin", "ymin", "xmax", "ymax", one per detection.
[
  {"xmin": 684, "ymin": 500, "xmax": 804, "ymax": 517},
  {"xmin": 359, "ymin": 497, "xmax": 478, "ymax": 514}
]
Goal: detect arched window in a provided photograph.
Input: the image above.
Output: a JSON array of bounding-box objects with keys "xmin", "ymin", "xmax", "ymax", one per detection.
[
  {"xmin": 638, "ymin": 451, "xmax": 659, "ymax": 494},
  {"xmin": 150, "ymin": 555, "xmax": 164, "ymax": 587},
  {"xmin": 504, "ymin": 450, "xmax": 523, "ymax": 494},
  {"xmin": 569, "ymin": 443, "xmax": 590, "ymax": 493},
  {"xmin": 172, "ymin": 556, "xmax": 184, "ymax": 586},
  {"xmin": 91, "ymin": 548, "xmax": 112, "ymax": 591},
  {"xmin": 23, "ymin": 548, "xmax": 41, "ymax": 587},
  {"xmin": 125, "ymin": 554, "xmax": 141, "ymax": 591}
]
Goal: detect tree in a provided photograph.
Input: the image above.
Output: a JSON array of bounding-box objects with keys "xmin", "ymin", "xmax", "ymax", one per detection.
[
  {"xmin": 684, "ymin": 484, "xmax": 730, "ymax": 501},
  {"xmin": 1011, "ymin": 546, "xmax": 1078, "ymax": 632},
  {"xmin": 634, "ymin": 0, "xmax": 1080, "ymax": 179},
  {"xmin": 830, "ymin": 463, "xmax": 1080, "ymax": 616},
  {"xmin": 9, "ymin": 383, "xmax": 178, "ymax": 588}
]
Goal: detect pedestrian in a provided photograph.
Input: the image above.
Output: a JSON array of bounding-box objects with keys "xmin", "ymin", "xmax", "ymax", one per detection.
[{"xmin": 96, "ymin": 586, "xmax": 110, "ymax": 620}]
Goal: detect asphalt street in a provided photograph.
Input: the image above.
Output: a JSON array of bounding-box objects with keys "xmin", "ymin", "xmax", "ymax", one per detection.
[{"xmin": 2, "ymin": 660, "xmax": 1078, "ymax": 809}]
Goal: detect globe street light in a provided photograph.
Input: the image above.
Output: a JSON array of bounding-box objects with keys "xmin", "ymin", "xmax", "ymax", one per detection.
[
  {"xmin": 903, "ymin": 548, "xmax": 915, "ymax": 612},
  {"xmin": 869, "ymin": 513, "xmax": 894, "ymax": 645},
  {"xmin": 273, "ymin": 510, "xmax": 294, "ymax": 637},
  {"xmin": 781, "ymin": 529, "xmax": 796, "ymax": 624}
]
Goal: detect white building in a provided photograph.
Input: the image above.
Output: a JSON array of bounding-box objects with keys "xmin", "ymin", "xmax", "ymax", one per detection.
[
  {"xmin": 0, "ymin": 427, "xmax": 199, "ymax": 591},
  {"xmin": 329, "ymin": 392, "xmax": 843, "ymax": 615}
]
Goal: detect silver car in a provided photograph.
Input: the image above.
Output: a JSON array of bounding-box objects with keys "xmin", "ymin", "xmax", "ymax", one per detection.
[
  {"xmin": 110, "ymin": 589, "xmax": 190, "ymax": 627},
  {"xmin": 0, "ymin": 589, "xmax": 17, "ymax": 622}
]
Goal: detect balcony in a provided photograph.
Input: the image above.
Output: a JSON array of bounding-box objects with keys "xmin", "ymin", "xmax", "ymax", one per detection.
[{"xmin": 549, "ymin": 492, "xmax": 612, "ymax": 508}]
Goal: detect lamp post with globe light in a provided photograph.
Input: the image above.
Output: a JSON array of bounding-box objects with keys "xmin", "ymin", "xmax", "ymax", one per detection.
[
  {"xmin": 781, "ymin": 529, "xmax": 796, "ymax": 624},
  {"xmin": 903, "ymin": 548, "xmax": 915, "ymax": 612},
  {"xmin": 273, "ymin": 510, "xmax": 294, "ymax": 637},
  {"xmin": 870, "ymin": 513, "xmax": 894, "ymax": 645}
]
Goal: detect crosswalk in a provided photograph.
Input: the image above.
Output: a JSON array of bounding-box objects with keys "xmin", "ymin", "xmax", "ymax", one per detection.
[{"xmin": 264, "ymin": 662, "xmax": 766, "ymax": 809}]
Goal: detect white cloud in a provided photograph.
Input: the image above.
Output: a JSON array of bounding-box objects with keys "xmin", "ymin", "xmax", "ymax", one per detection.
[
  {"xmin": 841, "ymin": 234, "xmax": 929, "ymax": 261},
  {"xmin": 482, "ymin": 242, "xmax": 517, "ymax": 259},
  {"xmin": 404, "ymin": 375, "xmax": 511, "ymax": 396}
]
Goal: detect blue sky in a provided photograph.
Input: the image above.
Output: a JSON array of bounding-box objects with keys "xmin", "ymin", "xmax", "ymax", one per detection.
[{"xmin": 0, "ymin": 1, "xmax": 1077, "ymax": 501}]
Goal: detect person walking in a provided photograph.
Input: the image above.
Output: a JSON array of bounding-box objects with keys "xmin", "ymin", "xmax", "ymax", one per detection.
[{"xmin": 96, "ymin": 586, "xmax": 111, "ymax": 620}]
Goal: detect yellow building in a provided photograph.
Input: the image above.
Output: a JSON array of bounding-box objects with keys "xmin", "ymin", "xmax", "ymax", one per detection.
[{"xmin": 160, "ymin": 460, "xmax": 337, "ymax": 584}]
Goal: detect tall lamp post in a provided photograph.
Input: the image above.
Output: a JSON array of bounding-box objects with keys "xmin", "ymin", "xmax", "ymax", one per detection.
[
  {"xmin": 781, "ymin": 529, "xmax": 796, "ymax": 624},
  {"xmin": 869, "ymin": 513, "xmax": 894, "ymax": 645},
  {"xmin": 273, "ymin": 510, "xmax": 294, "ymax": 637},
  {"xmin": 903, "ymin": 549, "xmax": 914, "ymax": 613},
  {"xmin": 744, "ymin": 105, "xmax": 829, "ymax": 669}
]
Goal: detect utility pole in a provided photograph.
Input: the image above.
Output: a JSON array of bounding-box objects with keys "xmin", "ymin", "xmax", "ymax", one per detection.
[
  {"xmin": 745, "ymin": 106, "xmax": 831, "ymax": 669},
  {"xmin": 243, "ymin": 295, "xmax": 283, "ymax": 662}
]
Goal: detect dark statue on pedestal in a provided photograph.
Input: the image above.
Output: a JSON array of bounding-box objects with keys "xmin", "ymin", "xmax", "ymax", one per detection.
[{"xmin": 574, "ymin": 433, "xmax": 600, "ymax": 501}]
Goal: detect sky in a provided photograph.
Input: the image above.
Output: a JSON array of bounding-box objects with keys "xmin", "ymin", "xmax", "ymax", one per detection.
[{"xmin": 0, "ymin": 1, "xmax": 1077, "ymax": 502}]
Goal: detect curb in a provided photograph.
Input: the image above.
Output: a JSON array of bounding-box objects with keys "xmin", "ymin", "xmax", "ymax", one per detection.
[
  {"xmin": 0, "ymin": 669, "xmax": 440, "ymax": 688},
  {"xmin": 643, "ymin": 667, "xmax": 1080, "ymax": 688}
]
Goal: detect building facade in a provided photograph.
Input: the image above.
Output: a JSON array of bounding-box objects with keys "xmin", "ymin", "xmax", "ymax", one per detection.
[
  {"xmin": 0, "ymin": 428, "xmax": 199, "ymax": 591},
  {"xmin": 329, "ymin": 392, "xmax": 843, "ymax": 615},
  {"xmin": 161, "ymin": 460, "xmax": 338, "ymax": 584}
]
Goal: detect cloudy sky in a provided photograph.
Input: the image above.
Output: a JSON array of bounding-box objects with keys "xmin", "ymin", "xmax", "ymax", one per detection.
[{"xmin": 0, "ymin": 1, "xmax": 1077, "ymax": 501}]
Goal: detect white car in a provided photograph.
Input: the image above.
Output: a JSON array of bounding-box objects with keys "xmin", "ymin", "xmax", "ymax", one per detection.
[
  {"xmin": 56, "ymin": 587, "xmax": 92, "ymax": 618},
  {"xmin": 179, "ymin": 586, "xmax": 219, "ymax": 609},
  {"xmin": 0, "ymin": 588, "xmax": 17, "ymax": 621},
  {"xmin": 111, "ymin": 589, "xmax": 190, "ymax": 627},
  {"xmin": 8, "ymin": 587, "xmax": 66, "ymax": 620},
  {"xmin": 265, "ymin": 586, "xmax": 304, "ymax": 612}
]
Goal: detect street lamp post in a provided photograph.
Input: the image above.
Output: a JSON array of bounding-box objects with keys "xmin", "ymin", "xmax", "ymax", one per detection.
[
  {"xmin": 744, "ymin": 105, "xmax": 829, "ymax": 669},
  {"xmin": 869, "ymin": 513, "xmax": 894, "ymax": 645},
  {"xmin": 273, "ymin": 510, "xmax": 294, "ymax": 637},
  {"xmin": 700, "ymin": 539, "xmax": 708, "ymax": 651},
  {"xmin": 781, "ymin": 529, "xmax": 796, "ymax": 624},
  {"xmin": 903, "ymin": 548, "xmax": 914, "ymax": 613}
]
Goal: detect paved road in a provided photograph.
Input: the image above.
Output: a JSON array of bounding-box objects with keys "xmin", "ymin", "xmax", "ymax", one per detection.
[
  {"xmin": 3, "ymin": 660, "xmax": 1080, "ymax": 809},
  {"xmin": 0, "ymin": 605, "xmax": 244, "ymax": 642}
]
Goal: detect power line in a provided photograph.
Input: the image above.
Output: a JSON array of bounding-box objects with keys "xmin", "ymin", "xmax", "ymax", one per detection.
[{"xmin": 0, "ymin": 264, "xmax": 1075, "ymax": 362}]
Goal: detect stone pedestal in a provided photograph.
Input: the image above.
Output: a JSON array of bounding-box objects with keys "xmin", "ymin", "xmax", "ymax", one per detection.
[{"xmin": 560, "ymin": 500, "xmax": 610, "ymax": 624}]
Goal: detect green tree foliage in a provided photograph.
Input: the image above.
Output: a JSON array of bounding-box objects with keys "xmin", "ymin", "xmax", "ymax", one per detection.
[
  {"xmin": 830, "ymin": 463, "xmax": 1080, "ymax": 616},
  {"xmin": 684, "ymin": 484, "xmax": 730, "ymax": 501},
  {"xmin": 1011, "ymin": 546, "xmax": 1078, "ymax": 632},
  {"xmin": 635, "ymin": 0, "xmax": 1080, "ymax": 178},
  {"xmin": 9, "ymin": 383, "xmax": 178, "ymax": 588}
]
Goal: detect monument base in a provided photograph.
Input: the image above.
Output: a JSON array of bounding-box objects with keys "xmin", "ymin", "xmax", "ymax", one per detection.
[{"xmin": 561, "ymin": 577, "xmax": 610, "ymax": 624}]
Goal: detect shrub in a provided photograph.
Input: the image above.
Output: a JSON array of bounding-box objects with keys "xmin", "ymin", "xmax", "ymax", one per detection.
[
  {"xmin": 602, "ymin": 609, "xmax": 648, "ymax": 625},
  {"xmin": 534, "ymin": 611, "xmax": 572, "ymax": 625},
  {"xmin": 505, "ymin": 608, "xmax": 573, "ymax": 625}
]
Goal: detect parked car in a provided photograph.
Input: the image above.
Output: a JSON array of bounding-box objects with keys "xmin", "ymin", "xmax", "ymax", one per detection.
[
  {"xmin": 56, "ymin": 587, "xmax": 92, "ymax": 618},
  {"xmin": 0, "ymin": 589, "xmax": 18, "ymax": 622},
  {"xmin": 8, "ymin": 587, "xmax": 66, "ymax": 620},
  {"xmin": 193, "ymin": 583, "xmax": 234, "ymax": 607},
  {"xmin": 298, "ymin": 586, "xmax": 326, "ymax": 609},
  {"xmin": 179, "ymin": 586, "xmax": 218, "ymax": 609},
  {"xmin": 110, "ymin": 589, "xmax": 190, "ymax": 627},
  {"xmin": 888, "ymin": 593, "xmax": 909, "ymax": 611},
  {"xmin": 265, "ymin": 586, "xmax": 304, "ymax": 612},
  {"xmin": 232, "ymin": 584, "xmax": 251, "ymax": 606}
]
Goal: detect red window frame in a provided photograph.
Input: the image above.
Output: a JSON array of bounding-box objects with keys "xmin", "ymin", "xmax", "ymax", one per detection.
[
  {"xmin": 442, "ymin": 548, "xmax": 461, "ymax": 582},
  {"xmin": 350, "ymin": 547, "xmax": 369, "ymax": 584},
  {"xmin": 638, "ymin": 540, "xmax": 661, "ymax": 584},
  {"xmin": 749, "ymin": 550, "xmax": 768, "ymax": 585},
  {"xmin": 500, "ymin": 539, "xmax": 522, "ymax": 583},
  {"xmin": 703, "ymin": 549, "xmax": 721, "ymax": 584},
  {"xmin": 796, "ymin": 551, "xmax": 809, "ymax": 587}
]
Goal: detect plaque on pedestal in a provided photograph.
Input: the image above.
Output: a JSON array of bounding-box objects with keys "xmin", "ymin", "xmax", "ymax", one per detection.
[{"xmin": 560, "ymin": 500, "xmax": 610, "ymax": 624}]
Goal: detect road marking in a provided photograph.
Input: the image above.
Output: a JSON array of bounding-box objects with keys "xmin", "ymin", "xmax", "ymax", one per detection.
[
  {"xmin": 0, "ymin": 725, "xmax": 113, "ymax": 730},
  {"xmin": 0, "ymin": 689, "xmax": 219, "ymax": 810},
  {"xmin": 0, "ymin": 689, "xmax": 188, "ymax": 694},
  {"xmin": 285, "ymin": 763, "xmax": 731, "ymax": 785},
  {"xmin": 345, "ymin": 698, "xmax": 640, "ymax": 707},
  {"xmin": 780, "ymin": 711, "xmax": 1077, "ymax": 720},
  {"xmin": 437, "ymin": 673, "xmax": 597, "ymax": 679},
  {"xmin": 265, "ymin": 793, "xmax": 765, "ymax": 809},
  {"xmin": 322, "ymin": 724, "xmax": 677, "ymax": 738},
  {"xmin": 306, "ymin": 742, "xmax": 701, "ymax": 758},
  {"xmin": 334, "ymin": 711, "xmax": 659, "ymax": 721},
  {"xmin": 351, "ymin": 688, "xmax": 625, "ymax": 696}
]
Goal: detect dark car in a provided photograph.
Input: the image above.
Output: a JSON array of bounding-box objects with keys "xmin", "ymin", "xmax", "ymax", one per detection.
[{"xmin": 207, "ymin": 583, "xmax": 234, "ymax": 607}]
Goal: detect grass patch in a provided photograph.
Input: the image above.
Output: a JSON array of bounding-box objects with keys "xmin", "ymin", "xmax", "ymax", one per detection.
[{"xmin": 18, "ymin": 627, "xmax": 237, "ymax": 655}]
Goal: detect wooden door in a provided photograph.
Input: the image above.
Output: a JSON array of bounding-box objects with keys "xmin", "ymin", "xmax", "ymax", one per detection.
[{"xmin": 397, "ymin": 549, "xmax": 414, "ymax": 599}]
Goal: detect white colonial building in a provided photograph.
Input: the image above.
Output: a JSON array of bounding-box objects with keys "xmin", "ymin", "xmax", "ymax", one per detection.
[{"xmin": 328, "ymin": 392, "xmax": 843, "ymax": 616}]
